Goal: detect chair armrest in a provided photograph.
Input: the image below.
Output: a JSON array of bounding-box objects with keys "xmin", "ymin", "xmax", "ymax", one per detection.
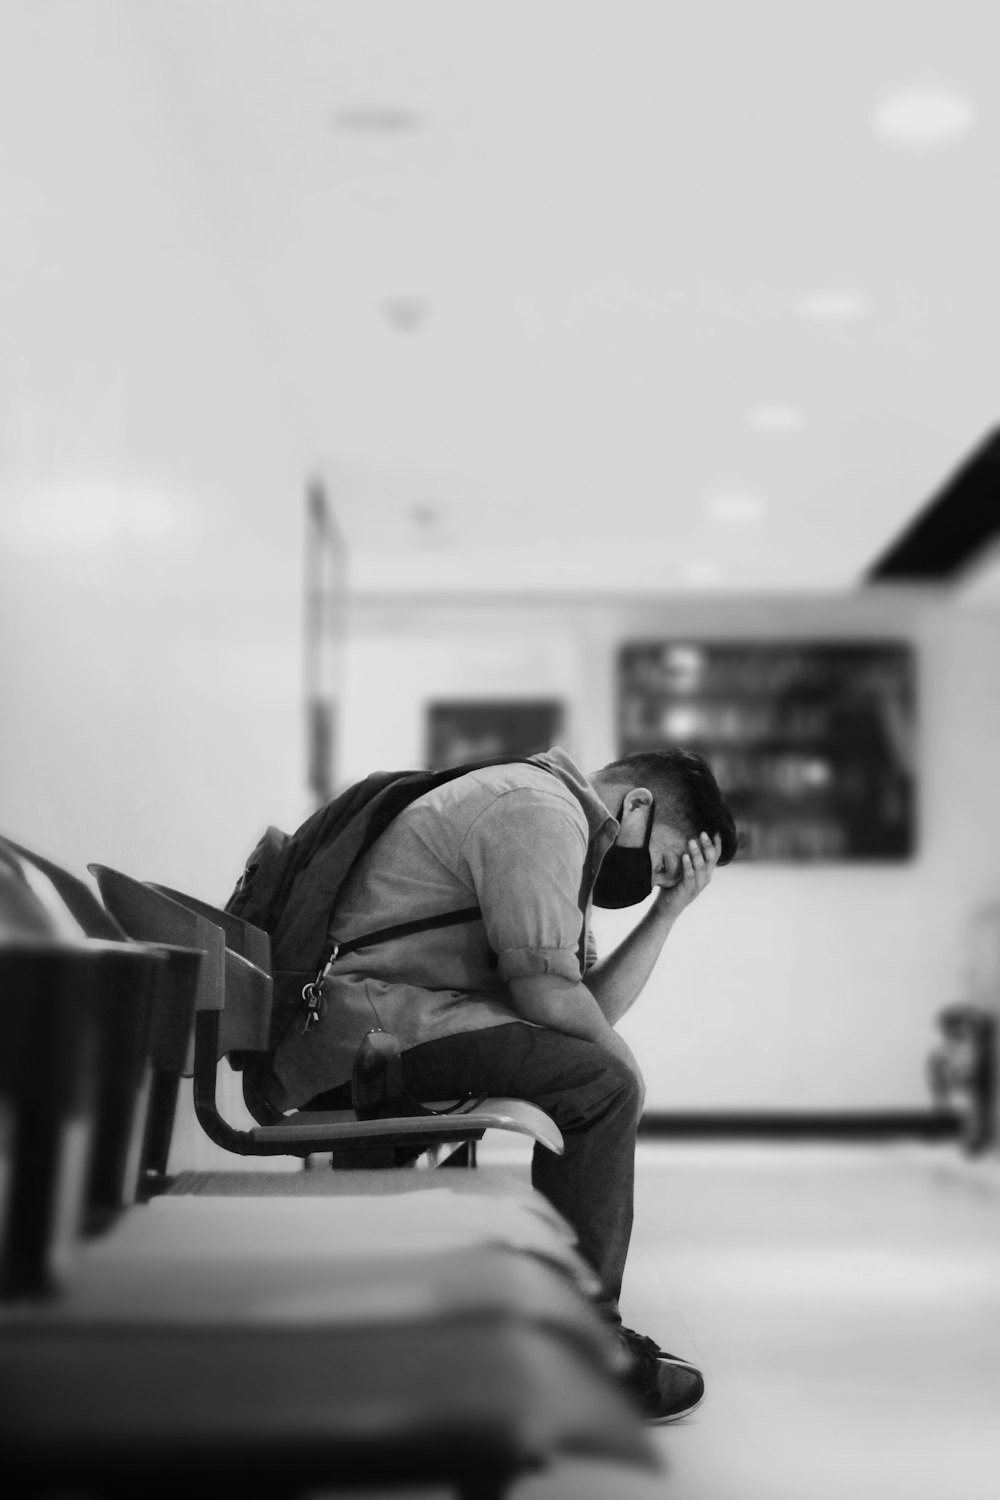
[{"xmin": 217, "ymin": 951, "xmax": 272, "ymax": 1059}]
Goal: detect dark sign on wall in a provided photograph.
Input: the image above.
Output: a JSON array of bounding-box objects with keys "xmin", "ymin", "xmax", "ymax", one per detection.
[
  {"xmin": 617, "ymin": 641, "xmax": 917, "ymax": 861},
  {"xmin": 426, "ymin": 700, "xmax": 565, "ymax": 770}
]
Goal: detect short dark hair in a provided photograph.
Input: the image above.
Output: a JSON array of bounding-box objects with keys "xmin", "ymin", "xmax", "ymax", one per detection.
[{"xmin": 602, "ymin": 748, "xmax": 738, "ymax": 865}]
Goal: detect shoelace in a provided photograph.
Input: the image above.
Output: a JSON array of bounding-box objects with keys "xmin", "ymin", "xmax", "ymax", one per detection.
[
  {"xmin": 619, "ymin": 1326, "xmax": 664, "ymax": 1357},
  {"xmin": 616, "ymin": 1326, "xmax": 665, "ymax": 1390}
]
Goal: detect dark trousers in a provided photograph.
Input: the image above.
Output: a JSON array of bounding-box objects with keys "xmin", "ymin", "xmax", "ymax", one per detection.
[{"xmin": 399, "ymin": 1023, "xmax": 642, "ymax": 1311}]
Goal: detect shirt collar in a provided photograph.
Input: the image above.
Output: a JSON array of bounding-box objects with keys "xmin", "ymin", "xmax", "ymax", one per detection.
[{"xmin": 529, "ymin": 745, "xmax": 619, "ymax": 852}]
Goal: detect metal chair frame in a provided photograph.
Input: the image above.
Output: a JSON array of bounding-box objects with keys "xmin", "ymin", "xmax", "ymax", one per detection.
[{"xmin": 89, "ymin": 866, "xmax": 564, "ymax": 1163}]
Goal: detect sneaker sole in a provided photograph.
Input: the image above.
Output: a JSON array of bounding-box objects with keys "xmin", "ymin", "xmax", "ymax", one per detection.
[{"xmin": 644, "ymin": 1388, "xmax": 705, "ymax": 1424}]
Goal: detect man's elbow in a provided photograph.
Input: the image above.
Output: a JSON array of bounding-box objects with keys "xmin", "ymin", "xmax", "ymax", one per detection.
[{"xmin": 507, "ymin": 972, "xmax": 582, "ymax": 1019}]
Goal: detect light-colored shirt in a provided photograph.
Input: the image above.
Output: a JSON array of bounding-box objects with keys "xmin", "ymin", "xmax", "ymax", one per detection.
[{"xmin": 272, "ymin": 747, "xmax": 618, "ymax": 1105}]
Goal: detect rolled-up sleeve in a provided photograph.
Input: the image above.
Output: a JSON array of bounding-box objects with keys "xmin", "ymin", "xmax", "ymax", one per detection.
[{"xmin": 459, "ymin": 789, "xmax": 588, "ymax": 984}]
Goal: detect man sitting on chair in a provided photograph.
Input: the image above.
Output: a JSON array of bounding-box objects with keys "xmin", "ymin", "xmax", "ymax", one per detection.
[{"xmin": 269, "ymin": 744, "xmax": 737, "ymax": 1422}]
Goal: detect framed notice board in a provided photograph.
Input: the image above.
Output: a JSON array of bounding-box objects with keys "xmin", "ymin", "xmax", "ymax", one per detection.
[
  {"xmin": 426, "ymin": 700, "xmax": 565, "ymax": 770},
  {"xmin": 617, "ymin": 641, "xmax": 917, "ymax": 861}
]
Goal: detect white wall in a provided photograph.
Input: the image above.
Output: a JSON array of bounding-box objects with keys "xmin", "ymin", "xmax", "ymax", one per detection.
[
  {"xmin": 341, "ymin": 590, "xmax": 1000, "ymax": 1111},
  {"xmin": 0, "ymin": 1, "xmax": 308, "ymax": 898}
]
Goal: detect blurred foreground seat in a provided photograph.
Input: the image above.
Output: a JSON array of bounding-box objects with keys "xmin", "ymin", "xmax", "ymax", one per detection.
[
  {"xmin": 1, "ymin": 1312, "xmax": 650, "ymax": 1499},
  {"xmin": 0, "ymin": 949, "xmax": 650, "ymax": 1496},
  {"xmin": 1, "ymin": 844, "xmax": 655, "ymax": 1496},
  {"xmin": 0, "ymin": 930, "xmax": 187, "ymax": 1293},
  {"xmin": 1, "ymin": 835, "xmax": 203, "ymax": 1207}
]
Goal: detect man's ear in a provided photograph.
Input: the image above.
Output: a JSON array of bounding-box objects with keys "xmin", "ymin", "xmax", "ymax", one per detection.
[
  {"xmin": 617, "ymin": 787, "xmax": 654, "ymax": 846},
  {"xmin": 622, "ymin": 787, "xmax": 653, "ymax": 817}
]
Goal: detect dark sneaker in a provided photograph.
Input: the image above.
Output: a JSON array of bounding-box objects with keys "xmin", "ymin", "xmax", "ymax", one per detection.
[{"xmin": 616, "ymin": 1326, "xmax": 706, "ymax": 1423}]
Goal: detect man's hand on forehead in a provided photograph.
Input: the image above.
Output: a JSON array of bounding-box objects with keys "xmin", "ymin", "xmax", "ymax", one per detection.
[{"xmin": 653, "ymin": 829, "xmax": 722, "ymax": 914}]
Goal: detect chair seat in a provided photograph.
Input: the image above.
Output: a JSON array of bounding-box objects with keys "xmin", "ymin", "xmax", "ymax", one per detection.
[
  {"xmin": 59, "ymin": 1229, "xmax": 595, "ymax": 1329},
  {"xmin": 76, "ymin": 1188, "xmax": 596, "ymax": 1293},
  {"xmin": 253, "ymin": 1098, "xmax": 563, "ymax": 1154}
]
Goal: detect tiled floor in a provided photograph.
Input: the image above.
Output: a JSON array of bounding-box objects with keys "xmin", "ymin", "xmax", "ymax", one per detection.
[
  {"xmin": 510, "ymin": 1139, "xmax": 1000, "ymax": 1500},
  {"xmin": 166, "ymin": 1131, "xmax": 1000, "ymax": 1500}
]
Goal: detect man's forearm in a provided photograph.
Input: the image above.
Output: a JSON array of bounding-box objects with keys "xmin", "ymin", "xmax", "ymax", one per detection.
[{"xmin": 584, "ymin": 895, "xmax": 679, "ymax": 1025}]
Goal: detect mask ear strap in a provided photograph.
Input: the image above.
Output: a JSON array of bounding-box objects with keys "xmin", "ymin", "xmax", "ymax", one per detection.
[
  {"xmin": 615, "ymin": 794, "xmax": 655, "ymax": 854},
  {"xmin": 618, "ymin": 793, "xmax": 655, "ymax": 832},
  {"xmin": 641, "ymin": 797, "xmax": 655, "ymax": 854}
]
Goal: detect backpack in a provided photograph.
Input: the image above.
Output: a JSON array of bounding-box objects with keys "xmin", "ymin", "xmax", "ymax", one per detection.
[{"xmin": 225, "ymin": 758, "xmax": 535, "ymax": 1051}]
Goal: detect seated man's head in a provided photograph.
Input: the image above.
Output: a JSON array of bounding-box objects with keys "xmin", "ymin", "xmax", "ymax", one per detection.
[{"xmin": 590, "ymin": 749, "xmax": 738, "ymax": 906}]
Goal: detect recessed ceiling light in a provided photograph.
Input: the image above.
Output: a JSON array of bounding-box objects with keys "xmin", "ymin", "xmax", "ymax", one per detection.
[
  {"xmin": 797, "ymin": 289, "xmax": 869, "ymax": 322},
  {"xmin": 707, "ymin": 491, "xmax": 765, "ymax": 523},
  {"xmin": 873, "ymin": 81, "xmax": 975, "ymax": 147},
  {"xmin": 410, "ymin": 502, "xmax": 440, "ymax": 528},
  {"xmin": 381, "ymin": 296, "xmax": 429, "ymax": 332},
  {"xmin": 331, "ymin": 106, "xmax": 421, "ymax": 134},
  {"xmin": 409, "ymin": 502, "xmax": 456, "ymax": 548},
  {"xmin": 745, "ymin": 404, "xmax": 804, "ymax": 433}
]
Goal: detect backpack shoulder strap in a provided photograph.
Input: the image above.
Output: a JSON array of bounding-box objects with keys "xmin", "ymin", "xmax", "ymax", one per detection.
[
  {"xmin": 268, "ymin": 770, "xmax": 441, "ymax": 972},
  {"xmin": 335, "ymin": 903, "xmax": 483, "ymax": 958}
]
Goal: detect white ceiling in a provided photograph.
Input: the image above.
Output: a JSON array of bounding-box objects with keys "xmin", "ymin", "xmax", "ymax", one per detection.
[{"xmin": 139, "ymin": 0, "xmax": 999, "ymax": 593}]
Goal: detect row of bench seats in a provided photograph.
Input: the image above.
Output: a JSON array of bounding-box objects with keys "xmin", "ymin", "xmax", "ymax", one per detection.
[{"xmin": 0, "ymin": 834, "xmax": 657, "ymax": 1496}]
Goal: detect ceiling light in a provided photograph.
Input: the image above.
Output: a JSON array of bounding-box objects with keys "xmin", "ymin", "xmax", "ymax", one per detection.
[
  {"xmin": 797, "ymin": 289, "xmax": 869, "ymax": 322},
  {"xmin": 746, "ymin": 404, "xmax": 804, "ymax": 433},
  {"xmin": 707, "ymin": 491, "xmax": 765, "ymax": 523},
  {"xmin": 873, "ymin": 81, "xmax": 975, "ymax": 147},
  {"xmin": 381, "ymin": 296, "xmax": 429, "ymax": 332},
  {"xmin": 331, "ymin": 106, "xmax": 421, "ymax": 133},
  {"xmin": 409, "ymin": 501, "xmax": 456, "ymax": 548}
]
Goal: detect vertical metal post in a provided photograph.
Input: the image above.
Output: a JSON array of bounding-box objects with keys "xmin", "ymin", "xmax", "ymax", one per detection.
[{"xmin": 304, "ymin": 477, "xmax": 347, "ymax": 807}]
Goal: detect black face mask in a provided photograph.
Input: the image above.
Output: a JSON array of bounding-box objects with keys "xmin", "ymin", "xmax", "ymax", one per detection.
[{"xmin": 592, "ymin": 802, "xmax": 654, "ymax": 909}]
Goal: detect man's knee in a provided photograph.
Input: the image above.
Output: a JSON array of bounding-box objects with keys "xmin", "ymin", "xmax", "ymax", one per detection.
[
  {"xmin": 600, "ymin": 1049, "xmax": 646, "ymax": 1117},
  {"xmin": 497, "ymin": 1025, "xmax": 646, "ymax": 1120}
]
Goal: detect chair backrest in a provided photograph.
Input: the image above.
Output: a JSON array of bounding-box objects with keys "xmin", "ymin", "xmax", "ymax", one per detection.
[
  {"xmin": 1, "ymin": 943, "xmax": 97, "ymax": 1296},
  {"xmin": 151, "ymin": 884, "xmax": 271, "ymax": 971},
  {"xmin": 0, "ymin": 941, "xmax": 163, "ymax": 1293},
  {"xmin": 89, "ymin": 866, "xmax": 283, "ymax": 1158},
  {"xmin": 90, "ymin": 865, "xmax": 272, "ymax": 1061},
  {"xmin": 145, "ymin": 882, "xmax": 278, "ymax": 1124},
  {"xmin": 0, "ymin": 839, "xmax": 206, "ymax": 1212},
  {"xmin": 0, "ymin": 854, "xmax": 59, "ymax": 939},
  {"xmin": 80, "ymin": 946, "xmax": 163, "ymax": 1233},
  {"xmin": 1, "ymin": 835, "xmax": 125, "ymax": 940},
  {"xmin": 89, "ymin": 866, "xmax": 225, "ymax": 1014},
  {"xmin": 0, "ymin": 843, "xmax": 196, "ymax": 1066}
]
